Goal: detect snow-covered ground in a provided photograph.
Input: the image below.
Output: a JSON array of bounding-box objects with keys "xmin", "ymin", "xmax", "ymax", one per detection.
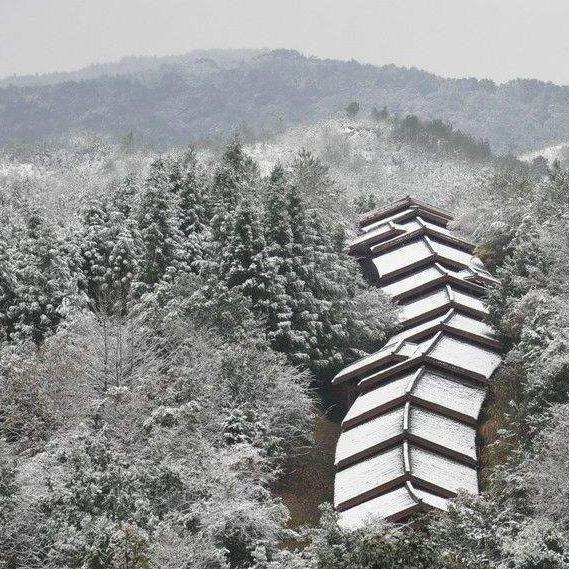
[
  {"xmin": 520, "ymin": 141, "xmax": 569, "ymax": 166},
  {"xmin": 247, "ymin": 117, "xmax": 493, "ymax": 213}
]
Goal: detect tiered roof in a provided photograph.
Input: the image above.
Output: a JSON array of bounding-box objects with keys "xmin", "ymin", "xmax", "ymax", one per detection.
[{"xmin": 333, "ymin": 196, "xmax": 501, "ymax": 529}]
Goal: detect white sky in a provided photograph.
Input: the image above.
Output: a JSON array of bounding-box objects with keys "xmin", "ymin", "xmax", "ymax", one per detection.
[{"xmin": 1, "ymin": 0, "xmax": 568, "ymax": 84}]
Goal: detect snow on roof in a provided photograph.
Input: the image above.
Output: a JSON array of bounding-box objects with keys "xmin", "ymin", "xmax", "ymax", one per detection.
[
  {"xmin": 350, "ymin": 218, "xmax": 425, "ymax": 254},
  {"xmin": 370, "ymin": 235, "xmax": 477, "ymax": 281},
  {"xmin": 411, "ymin": 368, "xmax": 487, "ymax": 422},
  {"xmin": 381, "ymin": 265, "xmax": 446, "ymax": 298},
  {"xmin": 335, "ymin": 406, "xmax": 405, "ymax": 467},
  {"xmin": 350, "ymin": 223, "xmax": 402, "ymax": 252},
  {"xmin": 390, "ymin": 312, "xmax": 449, "ymax": 344},
  {"xmin": 409, "ymin": 446, "xmax": 479, "ymax": 495},
  {"xmin": 369, "ymin": 221, "xmax": 473, "ymax": 257},
  {"xmin": 428, "ymin": 238, "xmax": 474, "ymax": 267},
  {"xmin": 361, "ymin": 208, "xmax": 420, "ymax": 233},
  {"xmin": 408, "ymin": 406, "xmax": 477, "ymax": 461},
  {"xmin": 356, "ymin": 331, "xmax": 500, "ymax": 390},
  {"xmin": 360, "ymin": 197, "xmax": 453, "ymax": 231},
  {"xmin": 420, "ymin": 218, "xmax": 452, "ymax": 236},
  {"xmin": 332, "ymin": 339, "xmax": 406, "ymax": 384},
  {"xmin": 427, "ymin": 335, "xmax": 501, "ymax": 381},
  {"xmin": 382, "ymin": 263, "xmax": 490, "ymax": 301},
  {"xmin": 452, "ymin": 289, "xmax": 488, "ymax": 314},
  {"xmin": 334, "ymin": 446, "xmax": 405, "ymax": 509},
  {"xmin": 343, "ymin": 373, "xmax": 415, "ymax": 428},
  {"xmin": 446, "ymin": 312, "xmax": 497, "ymax": 346},
  {"xmin": 338, "ymin": 485, "xmax": 419, "ymax": 528},
  {"xmin": 399, "ymin": 288, "xmax": 451, "ymax": 323},
  {"xmin": 414, "ymin": 487, "xmax": 450, "ymax": 511},
  {"xmin": 399, "ymin": 285, "xmax": 488, "ymax": 327},
  {"xmin": 333, "ymin": 196, "xmax": 500, "ymax": 526},
  {"xmin": 390, "ymin": 310, "xmax": 498, "ymax": 349},
  {"xmin": 372, "ymin": 239, "xmax": 433, "ymax": 278}
]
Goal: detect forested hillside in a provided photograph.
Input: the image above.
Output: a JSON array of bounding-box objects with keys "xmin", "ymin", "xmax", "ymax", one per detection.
[
  {"xmin": 2, "ymin": 110, "xmax": 569, "ymax": 568},
  {"xmin": 2, "ymin": 48, "xmax": 569, "ymax": 153}
]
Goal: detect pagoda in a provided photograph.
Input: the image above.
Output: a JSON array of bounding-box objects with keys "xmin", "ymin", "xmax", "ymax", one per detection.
[{"xmin": 333, "ymin": 196, "xmax": 501, "ymax": 528}]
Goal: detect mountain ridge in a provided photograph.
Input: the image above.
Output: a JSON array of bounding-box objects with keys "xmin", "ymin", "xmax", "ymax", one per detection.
[{"xmin": 2, "ymin": 48, "xmax": 569, "ymax": 153}]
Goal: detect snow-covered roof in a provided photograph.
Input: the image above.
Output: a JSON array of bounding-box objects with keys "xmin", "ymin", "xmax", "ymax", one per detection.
[
  {"xmin": 410, "ymin": 368, "xmax": 487, "ymax": 423},
  {"xmin": 359, "ymin": 196, "xmax": 453, "ymax": 232},
  {"xmin": 334, "ymin": 446, "xmax": 405, "ymax": 509},
  {"xmin": 398, "ymin": 285, "xmax": 488, "ymax": 326},
  {"xmin": 333, "ymin": 196, "xmax": 501, "ymax": 527},
  {"xmin": 351, "ymin": 214, "xmax": 473, "ymax": 256},
  {"xmin": 338, "ymin": 485, "xmax": 418, "ymax": 528},
  {"xmin": 370, "ymin": 222, "xmax": 473, "ymax": 256},
  {"xmin": 335, "ymin": 406, "xmax": 405, "ymax": 467},
  {"xmin": 343, "ymin": 366, "xmax": 487, "ymax": 429},
  {"xmin": 335, "ymin": 325, "xmax": 499, "ymax": 387},
  {"xmin": 370, "ymin": 235, "xmax": 478, "ymax": 280},
  {"xmin": 337, "ymin": 400, "xmax": 476, "ymax": 469},
  {"xmin": 334, "ymin": 441, "xmax": 478, "ymax": 512},
  {"xmin": 389, "ymin": 309, "xmax": 498, "ymax": 349},
  {"xmin": 332, "ymin": 339, "xmax": 409, "ymax": 384},
  {"xmin": 381, "ymin": 263, "xmax": 490, "ymax": 301}
]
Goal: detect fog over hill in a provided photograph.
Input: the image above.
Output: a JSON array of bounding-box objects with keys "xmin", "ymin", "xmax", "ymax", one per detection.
[{"xmin": 2, "ymin": 48, "xmax": 569, "ymax": 153}]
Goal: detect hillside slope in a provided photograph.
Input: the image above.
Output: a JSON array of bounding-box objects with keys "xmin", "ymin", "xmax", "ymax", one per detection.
[
  {"xmin": 1, "ymin": 49, "xmax": 569, "ymax": 153},
  {"xmin": 247, "ymin": 116, "xmax": 493, "ymax": 216}
]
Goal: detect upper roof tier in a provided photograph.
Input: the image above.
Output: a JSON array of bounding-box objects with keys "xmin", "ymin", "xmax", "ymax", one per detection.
[
  {"xmin": 350, "ymin": 213, "xmax": 473, "ymax": 256},
  {"xmin": 359, "ymin": 196, "xmax": 454, "ymax": 233}
]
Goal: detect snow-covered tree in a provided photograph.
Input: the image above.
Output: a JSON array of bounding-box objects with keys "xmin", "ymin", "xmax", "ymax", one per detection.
[
  {"xmin": 4, "ymin": 211, "xmax": 72, "ymax": 344},
  {"xmin": 218, "ymin": 202, "xmax": 275, "ymax": 306},
  {"xmin": 137, "ymin": 158, "xmax": 187, "ymax": 288}
]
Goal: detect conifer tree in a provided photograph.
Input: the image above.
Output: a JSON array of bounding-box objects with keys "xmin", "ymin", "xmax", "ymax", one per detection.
[
  {"xmin": 168, "ymin": 150, "xmax": 209, "ymax": 269},
  {"xmin": 108, "ymin": 220, "xmax": 144, "ymax": 312},
  {"xmin": 262, "ymin": 167, "xmax": 310, "ymax": 361},
  {"xmin": 78, "ymin": 195, "xmax": 144, "ymax": 313},
  {"xmin": 210, "ymin": 138, "xmax": 258, "ymax": 242},
  {"xmin": 0, "ymin": 240, "xmax": 15, "ymax": 344},
  {"xmin": 137, "ymin": 158, "xmax": 186, "ymax": 287},
  {"xmin": 77, "ymin": 198, "xmax": 114, "ymax": 306},
  {"xmin": 291, "ymin": 149, "xmax": 343, "ymax": 221},
  {"xmin": 172, "ymin": 150, "xmax": 209, "ymax": 236},
  {"xmin": 219, "ymin": 202, "xmax": 274, "ymax": 306},
  {"xmin": 8, "ymin": 211, "xmax": 71, "ymax": 344},
  {"xmin": 487, "ymin": 216, "xmax": 554, "ymax": 346}
]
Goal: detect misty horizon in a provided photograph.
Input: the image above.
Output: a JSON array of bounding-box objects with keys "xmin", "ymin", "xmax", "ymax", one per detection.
[
  {"xmin": 2, "ymin": 0, "xmax": 569, "ymax": 85},
  {"xmin": 0, "ymin": 45, "xmax": 565, "ymax": 88}
]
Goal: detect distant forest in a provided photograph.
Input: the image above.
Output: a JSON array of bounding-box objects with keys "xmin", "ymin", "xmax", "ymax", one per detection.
[{"xmin": 2, "ymin": 48, "xmax": 569, "ymax": 153}]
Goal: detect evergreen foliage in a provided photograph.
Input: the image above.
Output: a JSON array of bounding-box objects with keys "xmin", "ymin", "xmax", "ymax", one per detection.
[{"xmin": 4, "ymin": 122, "xmax": 569, "ymax": 569}]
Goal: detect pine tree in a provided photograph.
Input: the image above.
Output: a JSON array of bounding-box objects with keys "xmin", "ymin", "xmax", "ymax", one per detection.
[
  {"xmin": 487, "ymin": 216, "xmax": 554, "ymax": 346},
  {"xmin": 77, "ymin": 198, "xmax": 114, "ymax": 306},
  {"xmin": 0, "ymin": 239, "xmax": 16, "ymax": 344},
  {"xmin": 262, "ymin": 168, "xmax": 395, "ymax": 376},
  {"xmin": 262, "ymin": 167, "xmax": 310, "ymax": 361},
  {"xmin": 219, "ymin": 202, "xmax": 274, "ymax": 306},
  {"xmin": 8, "ymin": 211, "xmax": 71, "ymax": 344},
  {"xmin": 290, "ymin": 149, "xmax": 344, "ymax": 223},
  {"xmin": 137, "ymin": 158, "xmax": 186, "ymax": 288},
  {"xmin": 78, "ymin": 195, "xmax": 144, "ymax": 313},
  {"xmin": 108, "ymin": 220, "xmax": 144, "ymax": 312},
  {"xmin": 210, "ymin": 138, "xmax": 258, "ymax": 242},
  {"xmin": 169, "ymin": 150, "xmax": 208, "ymax": 269},
  {"xmin": 111, "ymin": 176, "xmax": 139, "ymax": 220}
]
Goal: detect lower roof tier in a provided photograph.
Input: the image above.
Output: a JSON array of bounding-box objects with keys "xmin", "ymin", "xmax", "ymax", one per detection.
[
  {"xmin": 338, "ymin": 482, "xmax": 450, "ymax": 529},
  {"xmin": 335, "ymin": 402, "xmax": 477, "ymax": 468},
  {"xmin": 334, "ymin": 442, "xmax": 478, "ymax": 511}
]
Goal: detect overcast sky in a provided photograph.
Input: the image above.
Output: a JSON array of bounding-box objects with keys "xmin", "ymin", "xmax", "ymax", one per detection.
[{"xmin": 1, "ymin": 0, "xmax": 568, "ymax": 84}]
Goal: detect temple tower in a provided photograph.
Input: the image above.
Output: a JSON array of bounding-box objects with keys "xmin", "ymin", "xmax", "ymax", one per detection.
[{"xmin": 333, "ymin": 196, "xmax": 501, "ymax": 528}]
